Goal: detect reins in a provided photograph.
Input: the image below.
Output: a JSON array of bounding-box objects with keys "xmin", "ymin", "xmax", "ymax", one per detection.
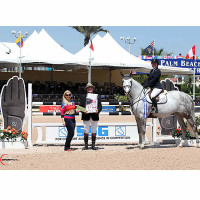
[{"xmin": 129, "ymin": 87, "xmax": 149, "ymax": 106}]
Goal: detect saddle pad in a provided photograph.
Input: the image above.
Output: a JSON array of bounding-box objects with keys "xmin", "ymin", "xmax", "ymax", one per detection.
[{"xmin": 146, "ymin": 93, "xmax": 167, "ymax": 104}]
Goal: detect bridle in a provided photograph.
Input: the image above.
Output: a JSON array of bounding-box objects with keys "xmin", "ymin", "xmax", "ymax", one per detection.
[{"xmin": 123, "ymin": 78, "xmax": 148, "ymax": 106}]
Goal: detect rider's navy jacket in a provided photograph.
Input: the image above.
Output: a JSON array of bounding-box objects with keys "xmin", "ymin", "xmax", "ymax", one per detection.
[{"xmin": 143, "ymin": 67, "xmax": 163, "ymax": 89}]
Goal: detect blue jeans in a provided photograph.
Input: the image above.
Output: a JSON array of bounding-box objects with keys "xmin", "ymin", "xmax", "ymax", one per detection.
[{"xmin": 64, "ymin": 118, "xmax": 75, "ymax": 150}]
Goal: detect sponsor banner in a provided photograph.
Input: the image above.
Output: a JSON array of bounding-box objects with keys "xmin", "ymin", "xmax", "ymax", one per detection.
[
  {"xmin": 102, "ymin": 106, "xmax": 116, "ymax": 112},
  {"xmin": 43, "ymin": 123, "xmax": 150, "ymax": 144},
  {"xmin": 39, "ymin": 105, "xmax": 61, "ymax": 113},
  {"xmin": 143, "ymin": 58, "xmax": 200, "ymax": 75},
  {"xmin": 39, "ymin": 105, "xmax": 116, "ymax": 113}
]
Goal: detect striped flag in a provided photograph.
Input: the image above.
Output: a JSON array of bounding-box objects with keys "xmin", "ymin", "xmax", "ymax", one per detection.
[
  {"xmin": 16, "ymin": 33, "xmax": 23, "ymax": 48},
  {"xmin": 89, "ymin": 40, "xmax": 94, "ymax": 51},
  {"xmin": 185, "ymin": 45, "xmax": 196, "ymax": 59}
]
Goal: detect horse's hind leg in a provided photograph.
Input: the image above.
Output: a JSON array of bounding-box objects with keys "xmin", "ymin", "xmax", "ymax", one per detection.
[
  {"xmin": 174, "ymin": 113, "xmax": 187, "ymax": 147},
  {"xmin": 186, "ymin": 115, "xmax": 200, "ymax": 147}
]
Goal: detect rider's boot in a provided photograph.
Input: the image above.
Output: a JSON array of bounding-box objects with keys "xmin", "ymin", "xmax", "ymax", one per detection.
[
  {"xmin": 83, "ymin": 133, "xmax": 88, "ymax": 150},
  {"xmin": 91, "ymin": 133, "xmax": 97, "ymax": 150},
  {"xmin": 151, "ymin": 97, "xmax": 158, "ymax": 113}
]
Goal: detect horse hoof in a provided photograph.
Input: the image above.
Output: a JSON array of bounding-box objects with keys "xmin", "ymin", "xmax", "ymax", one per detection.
[
  {"xmin": 139, "ymin": 145, "xmax": 145, "ymax": 150},
  {"xmin": 177, "ymin": 144, "xmax": 183, "ymax": 148},
  {"xmin": 151, "ymin": 142, "xmax": 160, "ymax": 147}
]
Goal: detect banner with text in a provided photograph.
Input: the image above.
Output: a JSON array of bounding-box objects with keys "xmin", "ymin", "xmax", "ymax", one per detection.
[
  {"xmin": 33, "ymin": 123, "xmax": 152, "ymax": 144},
  {"xmin": 143, "ymin": 58, "xmax": 200, "ymax": 75}
]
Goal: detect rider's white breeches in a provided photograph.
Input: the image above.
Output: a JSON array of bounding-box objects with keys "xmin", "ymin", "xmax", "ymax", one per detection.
[
  {"xmin": 151, "ymin": 88, "xmax": 163, "ymax": 98},
  {"xmin": 83, "ymin": 119, "xmax": 98, "ymax": 133}
]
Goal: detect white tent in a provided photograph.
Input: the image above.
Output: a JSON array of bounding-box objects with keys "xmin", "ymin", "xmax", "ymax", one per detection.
[
  {"xmin": 22, "ymin": 29, "xmax": 77, "ymax": 65},
  {"xmin": 0, "ymin": 29, "xmax": 85, "ymax": 71},
  {"xmin": 74, "ymin": 33, "xmax": 193, "ymax": 75},
  {"xmin": 0, "ymin": 30, "xmax": 193, "ymax": 75}
]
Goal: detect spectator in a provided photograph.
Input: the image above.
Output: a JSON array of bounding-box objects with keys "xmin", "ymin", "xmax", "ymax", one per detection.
[{"xmin": 61, "ymin": 90, "xmax": 77, "ymax": 151}]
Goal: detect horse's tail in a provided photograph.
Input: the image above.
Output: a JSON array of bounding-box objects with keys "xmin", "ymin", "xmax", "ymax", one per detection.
[
  {"xmin": 186, "ymin": 93, "xmax": 197, "ymax": 135},
  {"xmin": 189, "ymin": 94, "xmax": 195, "ymax": 120}
]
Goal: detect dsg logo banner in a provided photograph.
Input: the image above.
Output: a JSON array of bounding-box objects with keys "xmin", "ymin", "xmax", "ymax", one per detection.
[{"xmin": 45, "ymin": 123, "xmax": 140, "ymax": 144}]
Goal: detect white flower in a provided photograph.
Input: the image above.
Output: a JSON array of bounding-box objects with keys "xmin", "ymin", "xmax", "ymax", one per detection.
[
  {"xmin": 0, "ymin": 133, "xmax": 4, "ymax": 137},
  {"xmin": 9, "ymin": 130, "xmax": 12, "ymax": 133}
]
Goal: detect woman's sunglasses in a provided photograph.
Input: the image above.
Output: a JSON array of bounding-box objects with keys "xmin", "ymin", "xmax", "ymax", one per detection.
[{"xmin": 65, "ymin": 94, "xmax": 71, "ymax": 97}]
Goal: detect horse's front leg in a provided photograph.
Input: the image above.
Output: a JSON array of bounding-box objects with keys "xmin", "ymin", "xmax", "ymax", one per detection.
[{"xmin": 136, "ymin": 117, "xmax": 146, "ymax": 149}]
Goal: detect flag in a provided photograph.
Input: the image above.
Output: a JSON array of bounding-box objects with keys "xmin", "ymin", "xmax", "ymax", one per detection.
[
  {"xmin": 143, "ymin": 41, "xmax": 154, "ymax": 56},
  {"xmin": 89, "ymin": 40, "xmax": 94, "ymax": 51},
  {"xmin": 16, "ymin": 33, "xmax": 23, "ymax": 48},
  {"xmin": 185, "ymin": 45, "xmax": 196, "ymax": 59}
]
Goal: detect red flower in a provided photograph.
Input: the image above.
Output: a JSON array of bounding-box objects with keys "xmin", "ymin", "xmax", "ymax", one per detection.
[{"xmin": 7, "ymin": 126, "xmax": 11, "ymax": 130}]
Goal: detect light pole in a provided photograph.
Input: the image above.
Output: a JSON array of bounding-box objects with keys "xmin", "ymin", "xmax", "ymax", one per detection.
[
  {"xmin": 0, "ymin": 42, "xmax": 11, "ymax": 54},
  {"xmin": 11, "ymin": 30, "xmax": 29, "ymax": 78},
  {"xmin": 120, "ymin": 36, "xmax": 136, "ymax": 54}
]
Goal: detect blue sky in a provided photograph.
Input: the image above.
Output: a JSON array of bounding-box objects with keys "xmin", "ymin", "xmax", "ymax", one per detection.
[{"xmin": 0, "ymin": 26, "xmax": 200, "ymax": 56}]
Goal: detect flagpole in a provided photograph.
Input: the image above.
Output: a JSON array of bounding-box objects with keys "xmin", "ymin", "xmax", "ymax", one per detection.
[
  {"xmin": 19, "ymin": 32, "xmax": 22, "ymax": 78},
  {"xmin": 88, "ymin": 46, "xmax": 91, "ymax": 83},
  {"xmin": 193, "ymin": 45, "xmax": 196, "ymax": 101}
]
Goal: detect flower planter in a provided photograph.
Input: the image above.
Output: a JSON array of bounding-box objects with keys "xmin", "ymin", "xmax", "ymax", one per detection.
[
  {"xmin": 0, "ymin": 140, "xmax": 27, "ymax": 149},
  {"xmin": 175, "ymin": 139, "xmax": 198, "ymax": 147}
]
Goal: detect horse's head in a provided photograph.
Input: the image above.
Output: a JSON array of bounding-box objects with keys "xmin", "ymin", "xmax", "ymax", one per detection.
[{"xmin": 120, "ymin": 71, "xmax": 133, "ymax": 95}]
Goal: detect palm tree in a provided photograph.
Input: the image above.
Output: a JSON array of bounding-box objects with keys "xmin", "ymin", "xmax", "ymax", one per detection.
[
  {"xmin": 140, "ymin": 47, "xmax": 173, "ymax": 56},
  {"xmin": 70, "ymin": 26, "xmax": 108, "ymax": 46}
]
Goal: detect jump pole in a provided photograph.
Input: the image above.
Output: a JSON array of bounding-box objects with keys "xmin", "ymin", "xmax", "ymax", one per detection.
[
  {"xmin": 152, "ymin": 118, "xmax": 159, "ymax": 146},
  {"xmin": 28, "ymin": 83, "xmax": 33, "ymax": 147},
  {"xmin": 152, "ymin": 118, "xmax": 157, "ymax": 142}
]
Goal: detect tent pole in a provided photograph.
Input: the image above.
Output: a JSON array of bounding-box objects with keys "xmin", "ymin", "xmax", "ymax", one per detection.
[
  {"xmin": 109, "ymin": 68, "xmax": 113, "ymax": 95},
  {"xmin": 51, "ymin": 66, "xmax": 53, "ymax": 82},
  {"xmin": 88, "ymin": 64, "xmax": 91, "ymax": 83}
]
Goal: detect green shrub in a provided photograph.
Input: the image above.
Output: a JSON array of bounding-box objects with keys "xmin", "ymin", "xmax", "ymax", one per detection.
[{"xmin": 114, "ymin": 94, "xmax": 128, "ymax": 111}]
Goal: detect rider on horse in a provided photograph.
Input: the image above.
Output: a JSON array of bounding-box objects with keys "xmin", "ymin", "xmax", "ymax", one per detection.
[{"xmin": 143, "ymin": 59, "xmax": 163, "ymax": 113}]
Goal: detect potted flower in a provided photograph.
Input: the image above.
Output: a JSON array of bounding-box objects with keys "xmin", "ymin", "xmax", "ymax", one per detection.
[
  {"xmin": 0, "ymin": 126, "xmax": 28, "ymax": 149},
  {"xmin": 172, "ymin": 127, "xmax": 200, "ymax": 147}
]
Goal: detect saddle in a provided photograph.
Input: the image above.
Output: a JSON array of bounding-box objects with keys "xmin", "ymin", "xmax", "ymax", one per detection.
[{"xmin": 146, "ymin": 89, "xmax": 168, "ymax": 104}]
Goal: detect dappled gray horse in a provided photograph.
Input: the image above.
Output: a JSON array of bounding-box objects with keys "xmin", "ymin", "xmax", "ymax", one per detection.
[{"xmin": 121, "ymin": 72, "xmax": 200, "ymax": 148}]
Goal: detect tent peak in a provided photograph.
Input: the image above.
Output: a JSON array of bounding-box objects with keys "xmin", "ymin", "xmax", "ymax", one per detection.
[{"xmin": 39, "ymin": 28, "xmax": 47, "ymax": 34}]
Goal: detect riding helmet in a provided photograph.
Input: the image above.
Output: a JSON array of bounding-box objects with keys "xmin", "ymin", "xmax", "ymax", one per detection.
[{"xmin": 151, "ymin": 59, "xmax": 159, "ymax": 65}]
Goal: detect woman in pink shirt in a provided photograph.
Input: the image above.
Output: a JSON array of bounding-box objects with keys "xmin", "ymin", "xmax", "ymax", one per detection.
[{"xmin": 61, "ymin": 90, "xmax": 76, "ymax": 151}]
